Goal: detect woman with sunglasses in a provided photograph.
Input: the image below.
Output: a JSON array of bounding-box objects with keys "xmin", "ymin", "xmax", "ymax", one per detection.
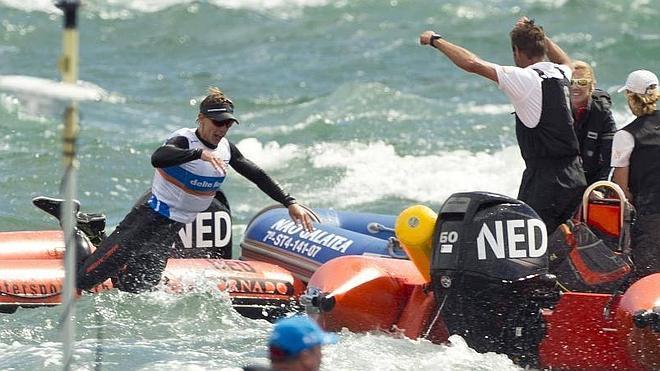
[
  {"xmin": 76, "ymin": 87, "xmax": 315, "ymax": 293},
  {"xmin": 570, "ymin": 61, "xmax": 617, "ymax": 185},
  {"xmin": 611, "ymin": 70, "xmax": 660, "ymax": 279}
]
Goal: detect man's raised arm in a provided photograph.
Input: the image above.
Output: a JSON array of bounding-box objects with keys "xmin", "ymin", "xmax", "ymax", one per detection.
[{"xmin": 420, "ymin": 30, "xmax": 499, "ymax": 83}]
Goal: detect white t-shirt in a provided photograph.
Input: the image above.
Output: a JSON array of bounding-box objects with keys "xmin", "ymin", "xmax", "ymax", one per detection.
[
  {"xmin": 611, "ymin": 130, "xmax": 635, "ymax": 167},
  {"xmin": 495, "ymin": 62, "xmax": 572, "ymax": 128}
]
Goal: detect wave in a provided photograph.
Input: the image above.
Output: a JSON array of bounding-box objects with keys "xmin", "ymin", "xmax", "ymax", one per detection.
[
  {"xmin": 0, "ymin": 0, "xmax": 334, "ymax": 18},
  {"xmin": 308, "ymin": 141, "xmax": 524, "ymax": 208},
  {"xmin": 0, "ymin": 0, "xmax": 59, "ymax": 13},
  {"xmin": 230, "ymin": 137, "xmax": 523, "ymax": 209},
  {"xmin": 234, "ymin": 137, "xmax": 303, "ymax": 170}
]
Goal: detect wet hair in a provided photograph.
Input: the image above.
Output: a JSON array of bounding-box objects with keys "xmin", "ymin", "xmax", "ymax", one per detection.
[
  {"xmin": 199, "ymin": 87, "xmax": 233, "ymax": 110},
  {"xmin": 627, "ymin": 88, "xmax": 659, "ymax": 117},
  {"xmin": 510, "ymin": 19, "xmax": 546, "ymax": 59},
  {"xmin": 572, "ymin": 60, "xmax": 597, "ymax": 86}
]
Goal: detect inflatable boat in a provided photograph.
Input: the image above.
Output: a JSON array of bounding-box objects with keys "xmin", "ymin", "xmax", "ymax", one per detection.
[
  {"xmin": 297, "ymin": 182, "xmax": 659, "ymax": 370},
  {"xmin": 4, "ymin": 182, "xmax": 658, "ymax": 368},
  {"xmin": 240, "ymin": 205, "xmax": 405, "ymax": 282},
  {"xmin": 0, "ymin": 196, "xmax": 303, "ymax": 320},
  {"xmin": 0, "ymin": 193, "xmax": 402, "ymax": 319}
]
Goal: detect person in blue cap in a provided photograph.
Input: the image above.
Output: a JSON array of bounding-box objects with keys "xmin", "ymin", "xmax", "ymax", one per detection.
[{"xmin": 245, "ymin": 315, "xmax": 338, "ymax": 371}]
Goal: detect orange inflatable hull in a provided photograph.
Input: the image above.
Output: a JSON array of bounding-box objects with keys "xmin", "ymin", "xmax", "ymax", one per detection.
[
  {"xmin": 540, "ymin": 274, "xmax": 660, "ymax": 370},
  {"xmin": 305, "ymin": 256, "xmax": 659, "ymax": 370},
  {"xmin": 305, "ymin": 255, "xmax": 448, "ymax": 342},
  {"xmin": 0, "ymin": 230, "xmax": 67, "ymax": 260},
  {"xmin": 0, "ymin": 231, "xmax": 304, "ymax": 320}
]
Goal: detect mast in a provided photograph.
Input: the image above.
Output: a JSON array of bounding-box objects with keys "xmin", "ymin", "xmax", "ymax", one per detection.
[{"xmin": 55, "ymin": 1, "xmax": 81, "ymax": 369}]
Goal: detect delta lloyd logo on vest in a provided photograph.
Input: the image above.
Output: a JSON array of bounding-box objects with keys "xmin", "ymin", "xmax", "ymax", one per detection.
[
  {"xmin": 190, "ymin": 179, "xmax": 221, "ymax": 189},
  {"xmin": 476, "ymin": 219, "xmax": 547, "ymax": 260}
]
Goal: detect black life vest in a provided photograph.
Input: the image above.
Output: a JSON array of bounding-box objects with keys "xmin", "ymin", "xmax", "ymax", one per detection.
[
  {"xmin": 573, "ymin": 90, "xmax": 616, "ymax": 184},
  {"xmin": 622, "ymin": 110, "xmax": 660, "ymax": 216},
  {"xmin": 515, "ymin": 68, "xmax": 581, "ymax": 166}
]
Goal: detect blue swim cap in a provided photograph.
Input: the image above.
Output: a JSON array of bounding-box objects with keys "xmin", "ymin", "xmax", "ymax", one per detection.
[{"xmin": 268, "ymin": 316, "xmax": 338, "ymax": 359}]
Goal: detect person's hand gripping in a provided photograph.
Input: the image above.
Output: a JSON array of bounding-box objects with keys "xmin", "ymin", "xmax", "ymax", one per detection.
[{"xmin": 200, "ymin": 149, "xmax": 228, "ymax": 175}]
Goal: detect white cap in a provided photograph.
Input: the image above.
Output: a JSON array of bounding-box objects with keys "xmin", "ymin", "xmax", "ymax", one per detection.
[{"xmin": 617, "ymin": 70, "xmax": 658, "ymax": 94}]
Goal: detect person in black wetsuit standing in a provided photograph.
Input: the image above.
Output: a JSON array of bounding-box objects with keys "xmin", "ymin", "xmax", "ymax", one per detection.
[
  {"xmin": 419, "ymin": 17, "xmax": 587, "ymax": 233},
  {"xmin": 76, "ymin": 87, "xmax": 315, "ymax": 293},
  {"xmin": 611, "ymin": 70, "xmax": 660, "ymax": 278},
  {"xmin": 570, "ymin": 60, "xmax": 617, "ymax": 185}
]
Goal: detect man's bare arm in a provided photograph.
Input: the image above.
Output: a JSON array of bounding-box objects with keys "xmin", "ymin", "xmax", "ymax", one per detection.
[
  {"xmin": 420, "ymin": 31, "xmax": 499, "ymax": 83},
  {"xmin": 514, "ymin": 16, "xmax": 571, "ymax": 68},
  {"xmin": 545, "ymin": 35, "xmax": 571, "ymax": 67}
]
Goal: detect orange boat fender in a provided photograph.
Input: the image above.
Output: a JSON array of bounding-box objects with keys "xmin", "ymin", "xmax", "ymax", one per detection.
[
  {"xmin": 303, "ymin": 255, "xmax": 426, "ymax": 333},
  {"xmin": 615, "ymin": 273, "xmax": 660, "ymax": 369}
]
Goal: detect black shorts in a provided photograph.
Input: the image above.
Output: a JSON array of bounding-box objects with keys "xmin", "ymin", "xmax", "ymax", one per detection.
[
  {"xmin": 518, "ymin": 157, "xmax": 586, "ymax": 234},
  {"xmin": 77, "ymin": 202, "xmax": 183, "ymax": 293}
]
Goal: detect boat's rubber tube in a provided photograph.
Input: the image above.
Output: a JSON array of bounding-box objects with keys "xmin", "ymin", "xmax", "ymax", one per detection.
[
  {"xmin": 615, "ymin": 273, "xmax": 660, "ymax": 369},
  {"xmin": 0, "ymin": 256, "xmax": 302, "ymax": 320},
  {"xmin": 302, "ymin": 255, "xmax": 426, "ymax": 332},
  {"xmin": 240, "ymin": 206, "xmax": 402, "ymax": 282},
  {"xmin": 0, "ymin": 231, "xmax": 67, "ymax": 260}
]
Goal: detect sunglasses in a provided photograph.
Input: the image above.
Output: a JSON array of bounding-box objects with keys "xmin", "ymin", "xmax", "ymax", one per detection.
[
  {"xmin": 570, "ymin": 78, "xmax": 592, "ymax": 87},
  {"xmin": 210, "ymin": 118, "xmax": 234, "ymax": 128}
]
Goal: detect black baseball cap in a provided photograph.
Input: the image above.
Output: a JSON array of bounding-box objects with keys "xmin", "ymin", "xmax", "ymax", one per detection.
[{"xmin": 200, "ymin": 100, "xmax": 239, "ymax": 125}]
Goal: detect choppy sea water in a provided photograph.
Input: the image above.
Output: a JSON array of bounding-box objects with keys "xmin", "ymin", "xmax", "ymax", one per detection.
[{"xmin": 0, "ymin": 0, "xmax": 658, "ymax": 370}]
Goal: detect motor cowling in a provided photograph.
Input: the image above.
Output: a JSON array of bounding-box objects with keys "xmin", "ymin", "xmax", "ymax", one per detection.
[
  {"xmin": 430, "ymin": 192, "xmax": 558, "ymax": 367},
  {"xmin": 430, "ymin": 191, "xmax": 548, "ymax": 282}
]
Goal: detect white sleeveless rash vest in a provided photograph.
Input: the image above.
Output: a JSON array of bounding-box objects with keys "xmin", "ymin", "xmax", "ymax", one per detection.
[{"xmin": 149, "ymin": 128, "xmax": 230, "ymax": 223}]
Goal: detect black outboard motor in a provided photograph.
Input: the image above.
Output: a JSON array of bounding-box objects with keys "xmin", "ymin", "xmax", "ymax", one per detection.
[{"xmin": 429, "ymin": 192, "xmax": 559, "ymax": 367}]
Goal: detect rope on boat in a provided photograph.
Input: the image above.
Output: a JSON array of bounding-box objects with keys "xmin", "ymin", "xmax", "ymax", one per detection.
[{"xmin": 422, "ymin": 290, "xmax": 448, "ymax": 339}]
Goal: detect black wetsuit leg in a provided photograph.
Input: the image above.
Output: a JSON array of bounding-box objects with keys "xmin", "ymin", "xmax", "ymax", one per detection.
[
  {"xmin": 76, "ymin": 202, "xmax": 183, "ymax": 292},
  {"xmin": 630, "ymin": 213, "xmax": 660, "ymax": 279},
  {"xmin": 518, "ymin": 158, "xmax": 585, "ymax": 234},
  {"xmin": 113, "ymin": 225, "xmax": 181, "ymax": 293}
]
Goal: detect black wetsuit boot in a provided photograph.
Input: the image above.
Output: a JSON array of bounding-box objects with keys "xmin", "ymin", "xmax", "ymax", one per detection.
[
  {"xmin": 32, "ymin": 196, "xmax": 107, "ymax": 246},
  {"xmin": 32, "ymin": 196, "xmax": 97, "ymax": 261}
]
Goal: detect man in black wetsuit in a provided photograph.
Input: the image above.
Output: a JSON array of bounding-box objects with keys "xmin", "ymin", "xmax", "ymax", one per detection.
[
  {"xmin": 420, "ymin": 17, "xmax": 587, "ymax": 233},
  {"xmin": 75, "ymin": 87, "xmax": 315, "ymax": 293}
]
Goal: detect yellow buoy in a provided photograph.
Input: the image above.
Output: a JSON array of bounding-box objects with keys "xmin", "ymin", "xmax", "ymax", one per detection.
[{"xmin": 394, "ymin": 205, "xmax": 438, "ymax": 282}]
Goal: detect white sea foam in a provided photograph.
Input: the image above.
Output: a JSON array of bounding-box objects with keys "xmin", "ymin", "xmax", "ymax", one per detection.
[
  {"xmin": 95, "ymin": 0, "xmax": 331, "ymax": 13},
  {"xmin": 104, "ymin": 0, "xmax": 193, "ymax": 13},
  {"xmin": 228, "ymin": 138, "xmax": 523, "ymax": 208},
  {"xmin": 309, "ymin": 141, "xmax": 524, "ymax": 208},
  {"xmin": 456, "ymin": 103, "xmax": 513, "ymax": 116},
  {"xmin": 0, "ymin": 0, "xmax": 59, "ymax": 13},
  {"xmin": 210, "ymin": 0, "xmax": 330, "ymax": 11},
  {"xmin": 234, "ymin": 138, "xmax": 303, "ymax": 170},
  {"xmin": 326, "ymin": 332, "xmax": 521, "ymax": 371},
  {"xmin": 0, "ymin": 0, "xmax": 333, "ymax": 17}
]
